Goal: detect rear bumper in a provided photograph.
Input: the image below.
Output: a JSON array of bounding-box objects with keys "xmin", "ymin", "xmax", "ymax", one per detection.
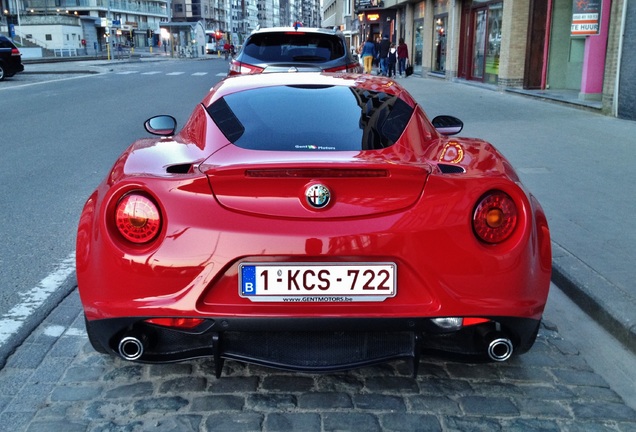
[
  {"xmin": 2, "ymin": 62, "xmax": 23, "ymax": 76},
  {"xmin": 86, "ymin": 315, "xmax": 541, "ymax": 376}
]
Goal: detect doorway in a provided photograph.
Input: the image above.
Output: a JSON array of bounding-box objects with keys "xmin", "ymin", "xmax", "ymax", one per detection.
[{"xmin": 460, "ymin": 1, "xmax": 502, "ymax": 84}]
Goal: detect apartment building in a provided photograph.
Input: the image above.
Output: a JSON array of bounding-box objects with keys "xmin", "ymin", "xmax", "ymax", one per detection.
[{"xmin": 2, "ymin": 0, "xmax": 322, "ymax": 54}]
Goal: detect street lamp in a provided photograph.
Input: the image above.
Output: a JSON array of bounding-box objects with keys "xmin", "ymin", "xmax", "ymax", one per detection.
[{"xmin": 14, "ymin": 0, "xmax": 21, "ymax": 39}]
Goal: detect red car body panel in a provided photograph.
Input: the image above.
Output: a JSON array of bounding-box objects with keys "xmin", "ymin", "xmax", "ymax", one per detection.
[{"xmin": 76, "ymin": 73, "xmax": 551, "ymax": 371}]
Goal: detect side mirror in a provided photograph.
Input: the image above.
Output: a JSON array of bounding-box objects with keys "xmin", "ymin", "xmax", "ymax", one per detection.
[
  {"xmin": 144, "ymin": 115, "xmax": 177, "ymax": 136},
  {"xmin": 432, "ymin": 115, "xmax": 463, "ymax": 136}
]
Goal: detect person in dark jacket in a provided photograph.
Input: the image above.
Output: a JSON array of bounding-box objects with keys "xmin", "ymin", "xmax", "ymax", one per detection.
[
  {"xmin": 378, "ymin": 34, "xmax": 390, "ymax": 76},
  {"xmin": 397, "ymin": 38, "xmax": 409, "ymax": 77},
  {"xmin": 387, "ymin": 43, "xmax": 397, "ymax": 78}
]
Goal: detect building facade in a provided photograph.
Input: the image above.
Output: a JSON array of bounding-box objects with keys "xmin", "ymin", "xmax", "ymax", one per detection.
[
  {"xmin": 341, "ymin": 0, "xmax": 635, "ymax": 120},
  {"xmin": 2, "ymin": 0, "xmax": 322, "ymax": 53},
  {"xmin": 2, "ymin": 0, "xmax": 169, "ymax": 51}
]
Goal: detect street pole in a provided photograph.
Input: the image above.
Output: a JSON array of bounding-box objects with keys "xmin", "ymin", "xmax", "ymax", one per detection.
[
  {"xmin": 107, "ymin": 0, "xmax": 111, "ymax": 60},
  {"xmin": 14, "ymin": 0, "xmax": 21, "ymax": 44},
  {"xmin": 228, "ymin": 0, "xmax": 233, "ymax": 46}
]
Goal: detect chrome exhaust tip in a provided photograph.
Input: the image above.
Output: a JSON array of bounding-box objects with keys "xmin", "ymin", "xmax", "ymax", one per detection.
[
  {"xmin": 487, "ymin": 337, "xmax": 514, "ymax": 362},
  {"xmin": 118, "ymin": 336, "xmax": 144, "ymax": 361}
]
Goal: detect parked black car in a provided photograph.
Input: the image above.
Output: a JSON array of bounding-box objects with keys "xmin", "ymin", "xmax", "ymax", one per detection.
[
  {"xmin": 228, "ymin": 27, "xmax": 362, "ymax": 76},
  {"xmin": 0, "ymin": 35, "xmax": 24, "ymax": 81}
]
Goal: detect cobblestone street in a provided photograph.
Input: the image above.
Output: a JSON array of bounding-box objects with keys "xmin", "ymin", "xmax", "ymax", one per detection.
[{"xmin": 1, "ymin": 290, "xmax": 634, "ymax": 431}]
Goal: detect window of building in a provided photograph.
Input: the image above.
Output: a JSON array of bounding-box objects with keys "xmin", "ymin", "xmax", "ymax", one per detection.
[
  {"xmin": 432, "ymin": 14, "xmax": 447, "ymax": 74},
  {"xmin": 466, "ymin": 1, "xmax": 502, "ymax": 84}
]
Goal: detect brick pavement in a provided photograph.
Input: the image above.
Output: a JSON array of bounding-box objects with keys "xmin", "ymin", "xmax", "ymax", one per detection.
[{"xmin": 0, "ymin": 290, "xmax": 634, "ymax": 432}]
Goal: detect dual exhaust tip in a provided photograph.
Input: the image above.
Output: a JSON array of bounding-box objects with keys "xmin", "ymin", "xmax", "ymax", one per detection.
[
  {"xmin": 118, "ymin": 335, "xmax": 145, "ymax": 361},
  {"xmin": 487, "ymin": 336, "xmax": 514, "ymax": 362},
  {"xmin": 117, "ymin": 332, "xmax": 514, "ymax": 363}
]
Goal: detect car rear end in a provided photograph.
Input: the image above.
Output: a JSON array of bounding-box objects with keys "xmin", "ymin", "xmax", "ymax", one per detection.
[
  {"xmin": 0, "ymin": 35, "xmax": 24, "ymax": 81},
  {"xmin": 78, "ymin": 74, "xmax": 550, "ymax": 375},
  {"xmin": 229, "ymin": 28, "xmax": 362, "ymax": 76}
]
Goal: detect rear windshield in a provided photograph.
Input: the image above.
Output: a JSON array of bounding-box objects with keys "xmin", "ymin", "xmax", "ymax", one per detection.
[
  {"xmin": 242, "ymin": 32, "xmax": 345, "ymax": 63},
  {"xmin": 206, "ymin": 85, "xmax": 414, "ymax": 151},
  {"xmin": 0, "ymin": 37, "xmax": 16, "ymax": 49}
]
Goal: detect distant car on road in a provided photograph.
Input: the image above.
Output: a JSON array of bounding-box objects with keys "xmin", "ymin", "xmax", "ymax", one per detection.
[
  {"xmin": 0, "ymin": 35, "xmax": 24, "ymax": 81},
  {"xmin": 228, "ymin": 26, "xmax": 363, "ymax": 76},
  {"xmin": 77, "ymin": 72, "xmax": 551, "ymax": 377}
]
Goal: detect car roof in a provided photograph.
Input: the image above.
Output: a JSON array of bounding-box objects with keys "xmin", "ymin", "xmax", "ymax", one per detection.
[
  {"xmin": 0, "ymin": 34, "xmax": 17, "ymax": 46},
  {"xmin": 202, "ymin": 72, "xmax": 414, "ymax": 107},
  {"xmin": 249, "ymin": 27, "xmax": 342, "ymax": 36}
]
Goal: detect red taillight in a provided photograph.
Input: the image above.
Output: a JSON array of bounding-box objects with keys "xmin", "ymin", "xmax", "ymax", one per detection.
[
  {"xmin": 324, "ymin": 62, "xmax": 361, "ymax": 73},
  {"xmin": 324, "ymin": 65, "xmax": 346, "ymax": 73},
  {"xmin": 463, "ymin": 318, "xmax": 490, "ymax": 327},
  {"xmin": 11, "ymin": 48, "xmax": 21, "ymax": 57},
  {"xmin": 115, "ymin": 193, "xmax": 161, "ymax": 244},
  {"xmin": 229, "ymin": 60, "xmax": 264, "ymax": 75},
  {"xmin": 472, "ymin": 191, "xmax": 517, "ymax": 244},
  {"xmin": 145, "ymin": 318, "xmax": 204, "ymax": 329}
]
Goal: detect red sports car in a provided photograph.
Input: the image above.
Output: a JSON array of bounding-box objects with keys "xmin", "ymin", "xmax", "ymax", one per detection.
[{"xmin": 76, "ymin": 72, "xmax": 551, "ymax": 377}]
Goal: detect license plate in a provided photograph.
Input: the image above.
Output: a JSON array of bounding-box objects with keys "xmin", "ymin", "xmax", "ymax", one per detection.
[{"xmin": 239, "ymin": 263, "xmax": 396, "ymax": 302}]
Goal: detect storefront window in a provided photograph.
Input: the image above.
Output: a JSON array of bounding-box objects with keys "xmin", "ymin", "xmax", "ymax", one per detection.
[
  {"xmin": 484, "ymin": 3, "xmax": 502, "ymax": 84},
  {"xmin": 468, "ymin": 1, "xmax": 502, "ymax": 83},
  {"xmin": 414, "ymin": 19, "xmax": 424, "ymax": 75},
  {"xmin": 472, "ymin": 8, "xmax": 487, "ymax": 79},
  {"xmin": 432, "ymin": 15, "xmax": 447, "ymax": 74}
]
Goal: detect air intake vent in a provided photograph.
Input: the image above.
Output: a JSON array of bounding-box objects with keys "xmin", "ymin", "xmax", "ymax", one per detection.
[
  {"xmin": 438, "ymin": 164, "xmax": 465, "ymax": 174},
  {"xmin": 166, "ymin": 163, "xmax": 193, "ymax": 174}
]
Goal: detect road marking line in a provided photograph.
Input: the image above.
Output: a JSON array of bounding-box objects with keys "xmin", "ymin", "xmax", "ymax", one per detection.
[
  {"xmin": 116, "ymin": 71, "xmax": 139, "ymax": 74},
  {"xmin": 141, "ymin": 71, "xmax": 163, "ymax": 75},
  {"xmin": 0, "ymin": 252, "xmax": 76, "ymax": 347},
  {"xmin": 0, "ymin": 74, "xmax": 96, "ymax": 91},
  {"xmin": 43, "ymin": 325, "xmax": 85, "ymax": 338},
  {"xmin": 167, "ymin": 72, "xmax": 185, "ymax": 76},
  {"xmin": 44, "ymin": 325, "xmax": 66, "ymax": 337},
  {"xmin": 192, "ymin": 72, "xmax": 208, "ymax": 76}
]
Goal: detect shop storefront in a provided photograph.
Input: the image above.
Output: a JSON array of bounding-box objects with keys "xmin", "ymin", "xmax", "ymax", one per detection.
[
  {"xmin": 524, "ymin": 0, "xmax": 611, "ymax": 102},
  {"xmin": 413, "ymin": 3, "xmax": 425, "ymax": 75},
  {"xmin": 432, "ymin": 0, "xmax": 449, "ymax": 74},
  {"xmin": 458, "ymin": 0, "xmax": 503, "ymax": 84},
  {"xmin": 356, "ymin": 0, "xmax": 396, "ymax": 44}
]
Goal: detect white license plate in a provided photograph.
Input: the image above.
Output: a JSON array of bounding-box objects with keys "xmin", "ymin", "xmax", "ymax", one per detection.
[{"xmin": 239, "ymin": 263, "xmax": 396, "ymax": 302}]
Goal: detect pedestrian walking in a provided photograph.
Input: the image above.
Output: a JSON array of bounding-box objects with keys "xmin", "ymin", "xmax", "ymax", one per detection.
[
  {"xmin": 378, "ymin": 34, "xmax": 390, "ymax": 76},
  {"xmin": 359, "ymin": 36, "xmax": 376, "ymax": 74},
  {"xmin": 397, "ymin": 38, "xmax": 409, "ymax": 77},
  {"xmin": 387, "ymin": 43, "xmax": 397, "ymax": 78}
]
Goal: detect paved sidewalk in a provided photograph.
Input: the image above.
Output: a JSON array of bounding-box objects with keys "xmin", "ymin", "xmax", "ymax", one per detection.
[
  {"xmin": 0, "ymin": 289, "xmax": 634, "ymax": 431},
  {"xmin": 397, "ymin": 75, "xmax": 636, "ymax": 354}
]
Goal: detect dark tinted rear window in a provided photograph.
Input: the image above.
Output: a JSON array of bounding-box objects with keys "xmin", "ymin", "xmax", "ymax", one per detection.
[
  {"xmin": 242, "ymin": 32, "xmax": 345, "ymax": 63},
  {"xmin": 206, "ymin": 85, "xmax": 413, "ymax": 151},
  {"xmin": 0, "ymin": 37, "xmax": 15, "ymax": 49}
]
